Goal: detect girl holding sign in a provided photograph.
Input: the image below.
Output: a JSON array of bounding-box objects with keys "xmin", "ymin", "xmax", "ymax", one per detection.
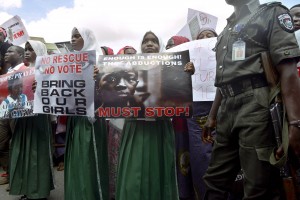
[
  {"xmin": 116, "ymin": 31, "xmax": 194, "ymax": 200},
  {"xmin": 9, "ymin": 40, "xmax": 54, "ymax": 200},
  {"xmin": 64, "ymin": 27, "xmax": 109, "ymax": 200}
]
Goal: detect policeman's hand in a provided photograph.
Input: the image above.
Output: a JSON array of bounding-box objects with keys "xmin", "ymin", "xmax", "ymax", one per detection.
[
  {"xmin": 201, "ymin": 116, "xmax": 216, "ymax": 144},
  {"xmin": 184, "ymin": 62, "xmax": 195, "ymax": 75},
  {"xmin": 275, "ymin": 145, "xmax": 284, "ymax": 160},
  {"xmin": 288, "ymin": 126, "xmax": 300, "ymax": 157},
  {"xmin": 32, "ymin": 80, "xmax": 37, "ymax": 93},
  {"xmin": 93, "ymin": 65, "xmax": 99, "ymax": 80}
]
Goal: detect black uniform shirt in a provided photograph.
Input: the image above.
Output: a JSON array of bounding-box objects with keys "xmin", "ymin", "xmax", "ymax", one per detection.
[{"xmin": 215, "ymin": 0, "xmax": 300, "ymax": 86}]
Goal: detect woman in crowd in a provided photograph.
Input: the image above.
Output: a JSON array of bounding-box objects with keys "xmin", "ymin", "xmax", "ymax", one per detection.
[
  {"xmin": 64, "ymin": 27, "xmax": 109, "ymax": 200},
  {"xmin": 165, "ymin": 35, "xmax": 195, "ymax": 200},
  {"xmin": 116, "ymin": 31, "xmax": 194, "ymax": 200},
  {"xmin": 196, "ymin": 27, "xmax": 217, "ymax": 40},
  {"xmin": 9, "ymin": 40, "xmax": 54, "ymax": 200},
  {"xmin": 187, "ymin": 27, "xmax": 218, "ymax": 200},
  {"xmin": 107, "ymin": 45, "xmax": 137, "ymax": 199}
]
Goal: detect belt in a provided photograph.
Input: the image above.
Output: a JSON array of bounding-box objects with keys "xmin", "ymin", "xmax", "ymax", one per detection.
[{"xmin": 219, "ymin": 76, "xmax": 268, "ymax": 97}]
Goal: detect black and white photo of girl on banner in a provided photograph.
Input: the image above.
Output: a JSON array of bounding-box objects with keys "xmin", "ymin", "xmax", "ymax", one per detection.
[
  {"xmin": 96, "ymin": 50, "xmax": 193, "ymax": 118},
  {"xmin": 33, "ymin": 50, "xmax": 95, "ymax": 117},
  {"xmin": 0, "ymin": 68, "xmax": 36, "ymax": 119}
]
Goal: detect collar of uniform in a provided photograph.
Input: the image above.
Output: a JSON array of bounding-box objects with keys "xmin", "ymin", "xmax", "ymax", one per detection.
[
  {"xmin": 8, "ymin": 63, "xmax": 25, "ymax": 73},
  {"xmin": 227, "ymin": 0, "xmax": 260, "ymax": 23}
]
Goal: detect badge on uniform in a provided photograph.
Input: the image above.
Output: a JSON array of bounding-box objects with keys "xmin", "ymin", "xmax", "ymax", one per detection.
[
  {"xmin": 232, "ymin": 38, "xmax": 246, "ymax": 61},
  {"xmin": 232, "ymin": 24, "xmax": 245, "ymax": 34},
  {"xmin": 277, "ymin": 13, "xmax": 294, "ymax": 33}
]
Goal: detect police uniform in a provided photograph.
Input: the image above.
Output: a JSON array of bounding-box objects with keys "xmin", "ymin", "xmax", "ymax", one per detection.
[{"xmin": 203, "ymin": 1, "xmax": 300, "ymax": 199}]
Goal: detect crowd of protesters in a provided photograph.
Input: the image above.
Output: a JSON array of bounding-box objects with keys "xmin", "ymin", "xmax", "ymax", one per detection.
[{"xmin": 0, "ymin": 1, "xmax": 300, "ymax": 200}]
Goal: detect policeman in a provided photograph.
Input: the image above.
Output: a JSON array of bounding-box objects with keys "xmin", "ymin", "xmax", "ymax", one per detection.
[{"xmin": 202, "ymin": 0, "xmax": 300, "ymax": 199}]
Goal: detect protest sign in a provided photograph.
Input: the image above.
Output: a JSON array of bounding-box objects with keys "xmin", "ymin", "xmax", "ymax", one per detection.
[
  {"xmin": 177, "ymin": 9, "xmax": 218, "ymax": 40},
  {"xmin": 96, "ymin": 50, "xmax": 193, "ymax": 118},
  {"xmin": 166, "ymin": 38, "xmax": 217, "ymax": 101},
  {"xmin": 34, "ymin": 50, "xmax": 96, "ymax": 117},
  {"xmin": 0, "ymin": 67, "xmax": 36, "ymax": 119},
  {"xmin": 187, "ymin": 8, "xmax": 218, "ymax": 28},
  {"xmin": 0, "ymin": 15, "xmax": 29, "ymax": 45}
]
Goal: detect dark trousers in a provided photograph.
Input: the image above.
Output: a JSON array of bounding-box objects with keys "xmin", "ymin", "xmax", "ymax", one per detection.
[
  {"xmin": 186, "ymin": 102, "xmax": 214, "ymax": 200},
  {"xmin": 203, "ymin": 87, "xmax": 283, "ymax": 200}
]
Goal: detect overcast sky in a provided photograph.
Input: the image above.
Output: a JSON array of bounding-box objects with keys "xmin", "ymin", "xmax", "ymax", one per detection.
[{"xmin": 0, "ymin": 0, "xmax": 297, "ymax": 53}]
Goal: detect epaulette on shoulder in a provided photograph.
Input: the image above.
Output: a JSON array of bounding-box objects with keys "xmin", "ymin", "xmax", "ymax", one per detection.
[{"xmin": 260, "ymin": 1, "xmax": 289, "ymax": 10}]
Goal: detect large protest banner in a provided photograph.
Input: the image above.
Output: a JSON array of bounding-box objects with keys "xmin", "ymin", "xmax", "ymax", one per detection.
[
  {"xmin": 0, "ymin": 15, "xmax": 29, "ymax": 45},
  {"xmin": 96, "ymin": 50, "xmax": 193, "ymax": 118},
  {"xmin": 166, "ymin": 38, "xmax": 217, "ymax": 101},
  {"xmin": 34, "ymin": 50, "xmax": 96, "ymax": 117},
  {"xmin": 0, "ymin": 67, "xmax": 36, "ymax": 119}
]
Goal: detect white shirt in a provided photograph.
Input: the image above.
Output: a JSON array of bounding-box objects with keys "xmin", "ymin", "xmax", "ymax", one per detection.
[
  {"xmin": 7, "ymin": 63, "xmax": 26, "ymax": 74},
  {"xmin": 295, "ymin": 30, "xmax": 300, "ymax": 47}
]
